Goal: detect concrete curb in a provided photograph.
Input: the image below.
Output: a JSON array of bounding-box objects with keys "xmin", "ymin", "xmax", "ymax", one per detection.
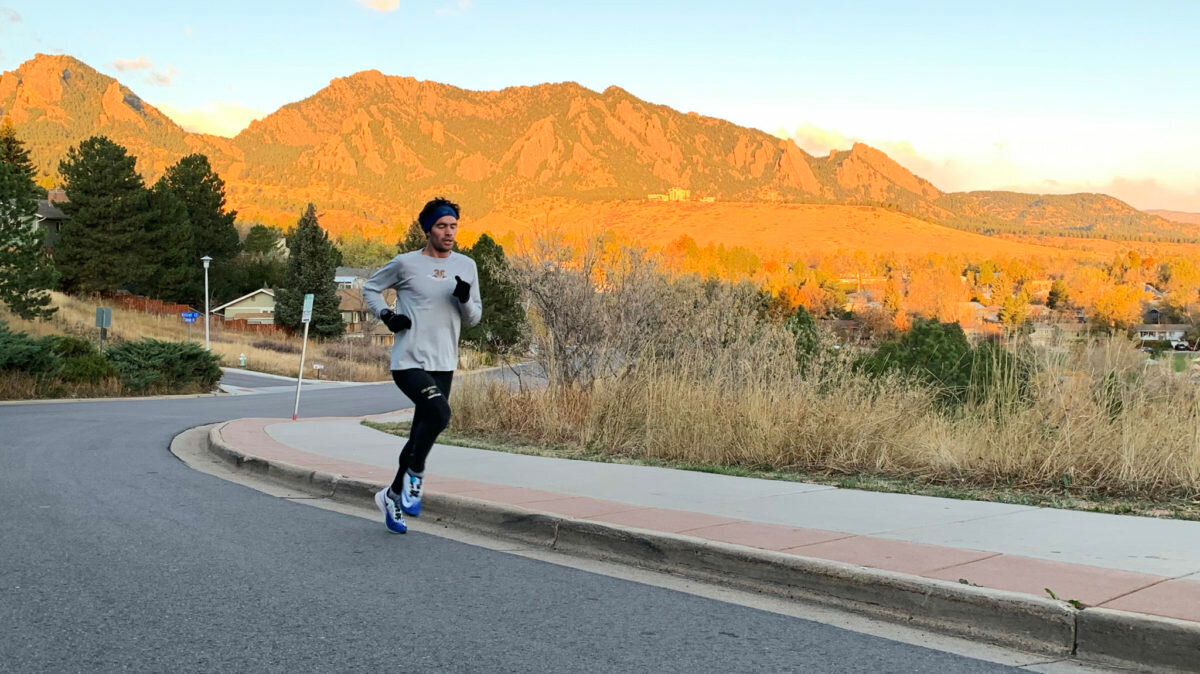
[
  {"xmin": 0, "ymin": 390, "xmax": 227, "ymax": 406},
  {"xmin": 1076, "ymin": 608, "xmax": 1200, "ymax": 672},
  {"xmin": 205, "ymin": 421, "xmax": 1199, "ymax": 672}
]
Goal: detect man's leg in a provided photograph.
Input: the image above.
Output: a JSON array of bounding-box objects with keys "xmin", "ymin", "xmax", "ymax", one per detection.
[{"xmin": 389, "ymin": 369, "xmax": 453, "ymax": 514}]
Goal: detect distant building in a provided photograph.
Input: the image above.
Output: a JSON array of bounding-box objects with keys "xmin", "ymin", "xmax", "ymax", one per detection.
[
  {"xmin": 1135, "ymin": 324, "xmax": 1189, "ymax": 343},
  {"xmin": 667, "ymin": 187, "xmax": 691, "ymax": 202},
  {"xmin": 699, "ymin": 196, "xmax": 716, "ymax": 203},
  {"xmin": 334, "ymin": 267, "xmax": 374, "ymax": 289},
  {"xmin": 648, "ymin": 188, "xmax": 696, "ymax": 202},
  {"xmin": 212, "ymin": 288, "xmax": 276, "ymax": 325},
  {"xmin": 35, "ymin": 199, "xmax": 69, "ymax": 251}
]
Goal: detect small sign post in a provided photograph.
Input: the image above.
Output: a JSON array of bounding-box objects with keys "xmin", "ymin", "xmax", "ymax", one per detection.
[
  {"xmin": 95, "ymin": 307, "xmax": 112, "ymax": 352},
  {"xmin": 313, "ymin": 363, "xmax": 324, "ymax": 381},
  {"xmin": 293, "ymin": 294, "xmax": 315, "ymax": 421},
  {"xmin": 181, "ymin": 311, "xmax": 199, "ymax": 341}
]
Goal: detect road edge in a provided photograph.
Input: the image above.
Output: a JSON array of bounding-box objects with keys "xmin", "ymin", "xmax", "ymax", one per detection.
[{"xmin": 203, "ymin": 421, "xmax": 1200, "ymax": 672}]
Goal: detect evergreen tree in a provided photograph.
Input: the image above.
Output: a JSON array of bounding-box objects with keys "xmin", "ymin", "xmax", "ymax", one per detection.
[
  {"xmin": 399, "ymin": 219, "xmax": 427, "ymax": 253},
  {"xmin": 461, "ymin": 233, "xmax": 525, "ymax": 352},
  {"xmin": 243, "ymin": 224, "xmax": 283, "ymax": 257},
  {"xmin": 0, "ymin": 120, "xmax": 58, "ymax": 319},
  {"xmin": 141, "ymin": 178, "xmax": 195, "ymax": 304},
  {"xmin": 56, "ymin": 136, "xmax": 153, "ymax": 293},
  {"xmin": 274, "ymin": 204, "xmax": 344, "ymax": 338},
  {"xmin": 164, "ymin": 154, "xmax": 239, "ymax": 303},
  {"xmin": 1047, "ymin": 279, "xmax": 1069, "ymax": 310}
]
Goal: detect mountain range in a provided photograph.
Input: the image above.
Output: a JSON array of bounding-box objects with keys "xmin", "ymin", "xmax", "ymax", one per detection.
[{"xmin": 1, "ymin": 53, "xmax": 1192, "ymax": 248}]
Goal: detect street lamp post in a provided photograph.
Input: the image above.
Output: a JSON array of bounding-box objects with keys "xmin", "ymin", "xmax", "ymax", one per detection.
[{"xmin": 201, "ymin": 255, "xmax": 212, "ymax": 351}]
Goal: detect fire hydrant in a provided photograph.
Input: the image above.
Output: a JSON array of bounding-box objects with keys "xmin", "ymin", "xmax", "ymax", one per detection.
[{"xmin": 239, "ymin": 353, "xmax": 246, "ymax": 367}]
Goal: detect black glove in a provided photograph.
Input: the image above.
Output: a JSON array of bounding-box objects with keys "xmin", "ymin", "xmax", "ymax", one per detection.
[
  {"xmin": 380, "ymin": 309, "xmax": 411, "ymax": 332},
  {"xmin": 453, "ymin": 276, "xmax": 471, "ymax": 304}
]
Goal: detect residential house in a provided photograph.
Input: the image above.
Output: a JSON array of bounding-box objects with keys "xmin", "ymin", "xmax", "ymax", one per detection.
[
  {"xmin": 35, "ymin": 199, "xmax": 69, "ymax": 251},
  {"xmin": 340, "ymin": 285, "xmax": 396, "ymax": 337},
  {"xmin": 334, "ymin": 266, "xmax": 374, "ymax": 289},
  {"xmin": 212, "ymin": 289, "xmax": 276, "ymax": 325},
  {"xmin": 1135, "ymin": 324, "xmax": 1189, "ymax": 343}
]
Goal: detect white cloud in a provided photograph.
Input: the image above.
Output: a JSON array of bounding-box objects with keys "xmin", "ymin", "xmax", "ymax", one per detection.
[
  {"xmin": 112, "ymin": 55, "xmax": 152, "ymax": 71},
  {"xmin": 357, "ymin": 0, "xmax": 400, "ymax": 11},
  {"xmin": 156, "ymin": 100, "xmax": 266, "ymax": 137},
  {"xmin": 0, "ymin": 7, "xmax": 20, "ymax": 22},
  {"xmin": 145, "ymin": 66, "xmax": 178, "ymax": 86}
]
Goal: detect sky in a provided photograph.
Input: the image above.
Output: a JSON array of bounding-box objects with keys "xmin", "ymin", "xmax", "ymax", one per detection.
[{"xmin": 1, "ymin": 0, "xmax": 1198, "ymax": 211}]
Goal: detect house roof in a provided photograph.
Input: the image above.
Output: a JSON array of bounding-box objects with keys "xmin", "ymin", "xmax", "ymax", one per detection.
[
  {"xmin": 211, "ymin": 288, "xmax": 275, "ymax": 314},
  {"xmin": 335, "ymin": 266, "xmax": 374, "ymax": 279},
  {"xmin": 36, "ymin": 200, "xmax": 67, "ymax": 220},
  {"xmin": 1135, "ymin": 324, "xmax": 1190, "ymax": 331}
]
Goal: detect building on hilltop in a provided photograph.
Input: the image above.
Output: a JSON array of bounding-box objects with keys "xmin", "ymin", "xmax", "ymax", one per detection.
[
  {"xmin": 668, "ymin": 187, "xmax": 691, "ymax": 201},
  {"xmin": 647, "ymin": 187, "xmax": 699, "ymax": 202}
]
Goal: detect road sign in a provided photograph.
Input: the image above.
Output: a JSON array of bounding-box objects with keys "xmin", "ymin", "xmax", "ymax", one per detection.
[
  {"xmin": 301, "ymin": 293, "xmax": 314, "ymax": 323},
  {"xmin": 95, "ymin": 307, "xmax": 112, "ymax": 329},
  {"xmin": 181, "ymin": 311, "xmax": 200, "ymax": 323}
]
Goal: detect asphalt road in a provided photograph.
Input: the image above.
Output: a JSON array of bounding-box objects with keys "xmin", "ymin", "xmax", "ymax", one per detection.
[{"xmin": 0, "ymin": 379, "xmax": 1028, "ymax": 673}]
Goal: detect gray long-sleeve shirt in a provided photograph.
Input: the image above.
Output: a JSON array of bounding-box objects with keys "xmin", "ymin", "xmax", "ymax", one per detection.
[{"xmin": 362, "ymin": 250, "xmax": 483, "ymax": 372}]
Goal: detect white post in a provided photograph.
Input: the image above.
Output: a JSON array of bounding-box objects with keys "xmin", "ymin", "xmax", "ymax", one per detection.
[
  {"xmin": 201, "ymin": 255, "xmax": 212, "ymax": 351},
  {"xmin": 293, "ymin": 321, "xmax": 310, "ymax": 421},
  {"xmin": 293, "ymin": 293, "xmax": 315, "ymax": 421}
]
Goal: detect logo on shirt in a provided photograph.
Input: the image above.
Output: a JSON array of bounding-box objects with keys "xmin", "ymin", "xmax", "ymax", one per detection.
[{"xmin": 432, "ymin": 269, "xmax": 447, "ymax": 279}]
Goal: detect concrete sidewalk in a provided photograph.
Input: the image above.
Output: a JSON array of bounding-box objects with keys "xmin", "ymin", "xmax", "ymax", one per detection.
[{"xmin": 226, "ymin": 413, "xmax": 1200, "ymax": 626}]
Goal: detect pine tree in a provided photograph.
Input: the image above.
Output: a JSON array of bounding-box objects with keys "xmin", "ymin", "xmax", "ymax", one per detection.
[
  {"xmin": 461, "ymin": 233, "xmax": 525, "ymax": 352},
  {"xmin": 399, "ymin": 219, "xmax": 426, "ymax": 253},
  {"xmin": 0, "ymin": 120, "xmax": 58, "ymax": 319},
  {"xmin": 243, "ymin": 224, "xmax": 283, "ymax": 257},
  {"xmin": 56, "ymin": 136, "xmax": 153, "ymax": 294},
  {"xmin": 274, "ymin": 204, "xmax": 344, "ymax": 338},
  {"xmin": 141, "ymin": 178, "xmax": 195, "ymax": 304},
  {"xmin": 1047, "ymin": 279, "xmax": 1069, "ymax": 310},
  {"xmin": 164, "ymin": 154, "xmax": 239, "ymax": 303}
]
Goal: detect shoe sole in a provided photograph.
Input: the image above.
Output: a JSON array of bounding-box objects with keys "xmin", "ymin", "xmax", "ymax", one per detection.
[{"xmin": 374, "ymin": 489, "xmax": 407, "ymax": 534}]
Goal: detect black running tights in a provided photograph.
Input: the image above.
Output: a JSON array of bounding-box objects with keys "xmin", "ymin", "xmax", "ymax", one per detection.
[{"xmin": 390, "ymin": 369, "xmax": 454, "ymax": 491}]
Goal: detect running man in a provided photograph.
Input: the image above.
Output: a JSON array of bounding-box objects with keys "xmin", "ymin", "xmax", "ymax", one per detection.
[{"xmin": 363, "ymin": 197, "xmax": 482, "ymax": 533}]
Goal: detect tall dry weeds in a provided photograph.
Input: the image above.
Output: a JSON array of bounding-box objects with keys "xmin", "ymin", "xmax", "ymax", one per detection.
[{"xmin": 453, "ymin": 238, "xmax": 1200, "ymax": 500}]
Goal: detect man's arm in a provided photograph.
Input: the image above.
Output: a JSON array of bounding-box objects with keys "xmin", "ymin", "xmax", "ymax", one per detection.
[
  {"xmin": 363, "ymin": 256, "xmax": 404, "ymax": 318},
  {"xmin": 458, "ymin": 261, "xmax": 483, "ymax": 328}
]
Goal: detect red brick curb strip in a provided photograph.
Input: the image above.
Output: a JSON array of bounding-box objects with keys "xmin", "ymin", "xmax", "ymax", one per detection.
[{"xmin": 203, "ymin": 421, "xmax": 1200, "ymax": 672}]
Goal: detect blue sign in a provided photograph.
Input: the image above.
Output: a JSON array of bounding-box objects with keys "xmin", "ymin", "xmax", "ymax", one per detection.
[{"xmin": 181, "ymin": 311, "xmax": 200, "ymax": 323}]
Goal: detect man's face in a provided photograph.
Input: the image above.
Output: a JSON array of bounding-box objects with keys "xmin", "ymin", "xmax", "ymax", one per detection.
[{"xmin": 427, "ymin": 215, "xmax": 457, "ymax": 253}]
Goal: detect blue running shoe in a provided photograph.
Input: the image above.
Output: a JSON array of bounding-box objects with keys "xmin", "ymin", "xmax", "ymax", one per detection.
[
  {"xmin": 400, "ymin": 472, "xmax": 423, "ymax": 517},
  {"xmin": 374, "ymin": 488, "xmax": 407, "ymax": 534}
]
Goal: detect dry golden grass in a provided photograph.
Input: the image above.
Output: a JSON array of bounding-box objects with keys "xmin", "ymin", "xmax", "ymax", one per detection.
[
  {"xmin": 453, "ymin": 341, "xmax": 1200, "ymax": 500},
  {"xmin": 448, "ymin": 240, "xmax": 1200, "ymax": 502},
  {"xmin": 2, "ymin": 292, "xmax": 491, "ymax": 383}
]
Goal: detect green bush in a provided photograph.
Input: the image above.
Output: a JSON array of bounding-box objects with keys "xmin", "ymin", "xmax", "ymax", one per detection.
[
  {"xmin": 859, "ymin": 319, "xmax": 1033, "ymax": 406},
  {"xmin": 104, "ymin": 339, "xmax": 222, "ymax": 393},
  {"xmin": 784, "ymin": 305, "xmax": 822, "ymax": 370},
  {"xmin": 0, "ymin": 322, "xmax": 61, "ymax": 376},
  {"xmin": 860, "ymin": 319, "xmax": 973, "ymax": 392},
  {"xmin": 42, "ymin": 335, "xmax": 118, "ymax": 383}
]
